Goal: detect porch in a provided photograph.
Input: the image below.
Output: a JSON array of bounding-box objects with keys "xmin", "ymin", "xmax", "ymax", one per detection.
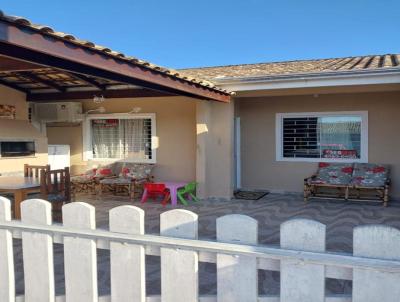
[
  {"xmin": 0, "ymin": 12, "xmax": 234, "ymax": 200},
  {"xmin": 10, "ymin": 192, "xmax": 400, "ymax": 297}
]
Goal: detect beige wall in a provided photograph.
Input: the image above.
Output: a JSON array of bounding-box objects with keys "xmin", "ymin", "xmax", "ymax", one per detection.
[
  {"xmin": 0, "ymin": 85, "xmax": 48, "ymax": 175},
  {"xmin": 47, "ymin": 97, "xmax": 197, "ymax": 182},
  {"xmin": 238, "ymin": 91, "xmax": 400, "ymax": 198},
  {"xmin": 0, "ymin": 85, "xmax": 28, "ymax": 120}
]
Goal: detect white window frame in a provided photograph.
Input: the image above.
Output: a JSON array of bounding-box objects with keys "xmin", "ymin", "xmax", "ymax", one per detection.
[
  {"xmin": 83, "ymin": 113, "xmax": 157, "ymax": 163},
  {"xmin": 276, "ymin": 111, "xmax": 368, "ymax": 163}
]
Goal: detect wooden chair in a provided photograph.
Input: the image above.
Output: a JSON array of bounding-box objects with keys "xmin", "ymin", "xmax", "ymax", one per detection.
[
  {"xmin": 24, "ymin": 164, "xmax": 51, "ymax": 194},
  {"xmin": 141, "ymin": 183, "xmax": 170, "ymax": 206},
  {"xmin": 40, "ymin": 167, "xmax": 71, "ymax": 211},
  {"xmin": 24, "ymin": 164, "xmax": 50, "ymax": 178}
]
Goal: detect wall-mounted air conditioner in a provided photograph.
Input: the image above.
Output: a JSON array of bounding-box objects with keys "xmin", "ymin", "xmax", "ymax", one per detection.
[{"xmin": 31, "ymin": 102, "xmax": 83, "ymax": 123}]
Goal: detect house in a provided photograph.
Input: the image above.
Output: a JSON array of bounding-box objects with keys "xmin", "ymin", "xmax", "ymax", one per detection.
[
  {"xmin": 183, "ymin": 57, "xmax": 400, "ymax": 199},
  {"xmin": 0, "ymin": 11, "xmax": 399, "ymax": 200}
]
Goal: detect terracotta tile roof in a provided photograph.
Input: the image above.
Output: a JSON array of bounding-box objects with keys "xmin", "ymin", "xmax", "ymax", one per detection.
[
  {"xmin": 0, "ymin": 11, "xmax": 231, "ymax": 95},
  {"xmin": 180, "ymin": 54, "xmax": 400, "ymax": 81},
  {"xmin": 2, "ymin": 11, "xmax": 398, "ymax": 90}
]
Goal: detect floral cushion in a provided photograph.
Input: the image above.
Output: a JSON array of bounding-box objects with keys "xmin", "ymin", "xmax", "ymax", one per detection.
[
  {"xmin": 351, "ymin": 163, "xmax": 389, "ymax": 187},
  {"xmin": 71, "ymin": 168, "xmax": 97, "ymax": 183},
  {"xmin": 119, "ymin": 163, "xmax": 154, "ymax": 180},
  {"xmin": 71, "ymin": 175, "xmax": 94, "ymax": 183},
  {"xmin": 311, "ymin": 162, "xmax": 354, "ymax": 185}
]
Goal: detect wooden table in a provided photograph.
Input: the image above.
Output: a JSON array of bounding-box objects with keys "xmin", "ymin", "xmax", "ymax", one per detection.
[{"xmin": 0, "ymin": 176, "xmax": 41, "ymax": 219}]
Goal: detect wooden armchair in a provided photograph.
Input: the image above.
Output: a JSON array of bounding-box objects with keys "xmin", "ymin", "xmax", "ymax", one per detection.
[{"xmin": 40, "ymin": 167, "xmax": 71, "ymax": 211}]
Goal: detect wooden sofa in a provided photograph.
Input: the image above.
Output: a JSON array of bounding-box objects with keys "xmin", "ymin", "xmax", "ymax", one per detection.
[
  {"xmin": 98, "ymin": 162, "xmax": 154, "ymax": 200},
  {"xmin": 71, "ymin": 162, "xmax": 154, "ymax": 199},
  {"xmin": 304, "ymin": 163, "xmax": 390, "ymax": 206}
]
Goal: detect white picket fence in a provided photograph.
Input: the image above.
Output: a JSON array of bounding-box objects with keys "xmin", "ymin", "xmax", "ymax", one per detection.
[{"xmin": 0, "ymin": 197, "xmax": 400, "ymax": 302}]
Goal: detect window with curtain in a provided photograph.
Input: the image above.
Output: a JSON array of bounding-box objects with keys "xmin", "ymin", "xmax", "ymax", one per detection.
[
  {"xmin": 276, "ymin": 112, "xmax": 367, "ymax": 162},
  {"xmin": 90, "ymin": 117, "xmax": 153, "ymax": 161}
]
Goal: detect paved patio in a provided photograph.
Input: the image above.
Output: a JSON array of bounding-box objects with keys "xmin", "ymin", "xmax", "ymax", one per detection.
[{"xmin": 9, "ymin": 192, "xmax": 400, "ymax": 297}]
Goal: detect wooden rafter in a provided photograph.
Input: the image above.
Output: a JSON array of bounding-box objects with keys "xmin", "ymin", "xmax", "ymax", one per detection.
[
  {"xmin": 0, "ymin": 78, "xmax": 29, "ymax": 93},
  {"xmin": 68, "ymin": 72, "xmax": 106, "ymax": 90},
  {"xmin": 19, "ymin": 71, "xmax": 66, "ymax": 92}
]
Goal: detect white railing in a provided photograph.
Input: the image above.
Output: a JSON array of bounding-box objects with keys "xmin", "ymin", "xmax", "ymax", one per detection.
[{"xmin": 0, "ymin": 197, "xmax": 399, "ymax": 302}]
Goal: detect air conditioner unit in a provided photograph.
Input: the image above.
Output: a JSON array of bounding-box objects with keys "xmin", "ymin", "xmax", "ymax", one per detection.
[{"xmin": 32, "ymin": 102, "xmax": 83, "ymax": 123}]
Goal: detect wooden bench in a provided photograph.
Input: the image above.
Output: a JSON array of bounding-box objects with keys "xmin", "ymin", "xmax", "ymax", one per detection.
[{"xmin": 304, "ymin": 163, "xmax": 390, "ymax": 206}]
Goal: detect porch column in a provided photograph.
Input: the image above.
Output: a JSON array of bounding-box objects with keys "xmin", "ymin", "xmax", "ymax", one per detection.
[{"xmin": 196, "ymin": 99, "xmax": 235, "ymax": 200}]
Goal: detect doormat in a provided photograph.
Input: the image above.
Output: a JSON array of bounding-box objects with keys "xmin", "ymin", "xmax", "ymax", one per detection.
[{"xmin": 234, "ymin": 190, "xmax": 269, "ymax": 200}]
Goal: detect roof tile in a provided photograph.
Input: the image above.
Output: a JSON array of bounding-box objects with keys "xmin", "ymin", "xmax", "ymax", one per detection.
[
  {"xmin": 1, "ymin": 11, "xmax": 398, "ymax": 87},
  {"xmin": 181, "ymin": 54, "xmax": 400, "ymax": 81}
]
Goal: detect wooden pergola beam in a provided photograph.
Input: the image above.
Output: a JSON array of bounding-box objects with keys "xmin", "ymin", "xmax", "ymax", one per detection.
[
  {"xmin": 0, "ymin": 21, "xmax": 230, "ymax": 102},
  {"xmin": 28, "ymin": 88, "xmax": 176, "ymax": 102},
  {"xmin": 19, "ymin": 71, "xmax": 66, "ymax": 92},
  {"xmin": 0, "ymin": 78, "xmax": 29, "ymax": 93},
  {"xmin": 68, "ymin": 72, "xmax": 106, "ymax": 90}
]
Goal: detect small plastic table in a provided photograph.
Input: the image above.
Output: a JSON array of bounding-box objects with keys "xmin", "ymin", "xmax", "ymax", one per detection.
[
  {"xmin": 141, "ymin": 181, "xmax": 187, "ymax": 206},
  {"xmin": 0, "ymin": 176, "xmax": 41, "ymax": 219}
]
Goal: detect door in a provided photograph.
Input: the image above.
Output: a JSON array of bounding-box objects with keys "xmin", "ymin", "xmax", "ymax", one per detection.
[{"xmin": 48, "ymin": 145, "xmax": 70, "ymax": 170}]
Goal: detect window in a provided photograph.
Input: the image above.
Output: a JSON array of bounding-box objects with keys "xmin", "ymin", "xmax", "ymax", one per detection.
[
  {"xmin": 276, "ymin": 111, "xmax": 368, "ymax": 162},
  {"xmin": 83, "ymin": 113, "xmax": 156, "ymax": 163}
]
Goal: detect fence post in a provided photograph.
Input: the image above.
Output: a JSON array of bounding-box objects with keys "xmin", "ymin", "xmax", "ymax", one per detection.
[
  {"xmin": 353, "ymin": 225, "xmax": 400, "ymax": 302},
  {"xmin": 160, "ymin": 209, "xmax": 198, "ymax": 302},
  {"xmin": 63, "ymin": 202, "xmax": 97, "ymax": 302},
  {"xmin": 21, "ymin": 199, "xmax": 54, "ymax": 302},
  {"xmin": 0, "ymin": 197, "xmax": 14, "ymax": 302},
  {"xmin": 110, "ymin": 206, "xmax": 145, "ymax": 302},
  {"xmin": 280, "ymin": 219, "xmax": 325, "ymax": 302},
  {"xmin": 216, "ymin": 214, "xmax": 258, "ymax": 302}
]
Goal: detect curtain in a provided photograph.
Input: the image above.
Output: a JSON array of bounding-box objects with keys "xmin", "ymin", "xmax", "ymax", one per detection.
[
  {"xmin": 319, "ymin": 116, "xmax": 361, "ymax": 158},
  {"xmin": 120, "ymin": 119, "xmax": 146, "ymax": 159},
  {"xmin": 92, "ymin": 119, "xmax": 149, "ymax": 160},
  {"xmin": 92, "ymin": 119, "xmax": 120, "ymax": 158}
]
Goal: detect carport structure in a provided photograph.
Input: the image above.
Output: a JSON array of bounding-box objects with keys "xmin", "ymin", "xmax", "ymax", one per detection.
[{"xmin": 0, "ymin": 12, "xmax": 230, "ymax": 103}]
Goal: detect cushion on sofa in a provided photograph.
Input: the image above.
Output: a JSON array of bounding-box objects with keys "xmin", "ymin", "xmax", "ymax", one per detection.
[
  {"xmin": 311, "ymin": 162, "xmax": 354, "ymax": 185},
  {"xmin": 351, "ymin": 163, "xmax": 389, "ymax": 187},
  {"xmin": 120, "ymin": 163, "xmax": 154, "ymax": 180},
  {"xmin": 71, "ymin": 168, "xmax": 97, "ymax": 183}
]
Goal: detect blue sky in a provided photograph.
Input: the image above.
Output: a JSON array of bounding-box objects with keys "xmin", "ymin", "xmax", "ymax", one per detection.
[{"xmin": 2, "ymin": 1, "xmax": 399, "ymax": 68}]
